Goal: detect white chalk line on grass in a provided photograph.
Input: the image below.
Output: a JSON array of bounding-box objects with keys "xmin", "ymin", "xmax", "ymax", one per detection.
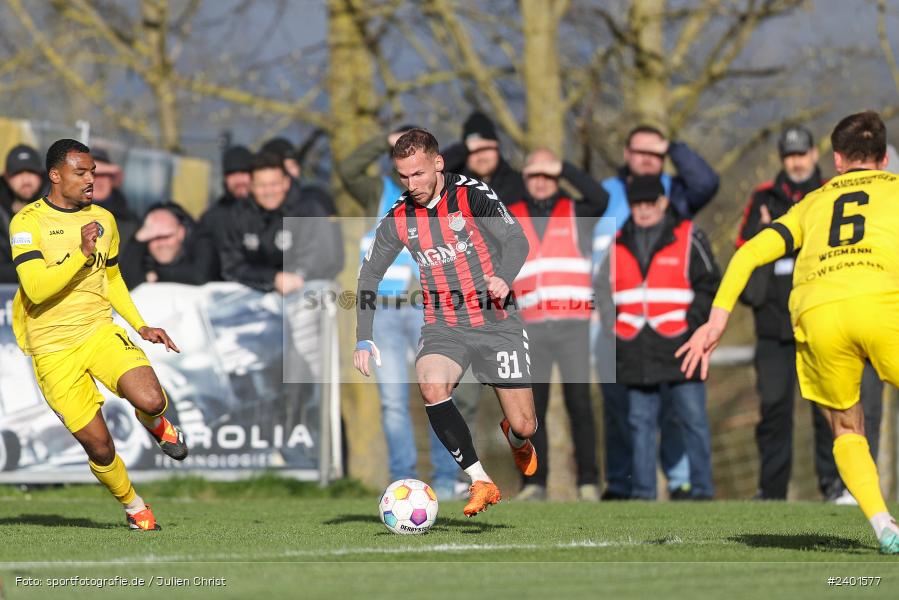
[{"xmin": 0, "ymin": 538, "xmax": 681, "ymax": 568}]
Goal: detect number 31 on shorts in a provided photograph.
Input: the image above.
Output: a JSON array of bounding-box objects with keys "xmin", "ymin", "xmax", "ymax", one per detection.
[{"xmin": 497, "ymin": 350, "xmax": 527, "ymax": 379}]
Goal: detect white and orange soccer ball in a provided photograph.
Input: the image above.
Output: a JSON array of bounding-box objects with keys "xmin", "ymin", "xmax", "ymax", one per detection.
[{"xmin": 379, "ymin": 479, "xmax": 439, "ymax": 535}]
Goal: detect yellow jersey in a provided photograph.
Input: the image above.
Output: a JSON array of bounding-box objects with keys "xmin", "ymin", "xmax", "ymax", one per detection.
[
  {"xmin": 714, "ymin": 169, "xmax": 899, "ymax": 323},
  {"xmin": 8, "ymin": 197, "xmax": 145, "ymax": 355}
]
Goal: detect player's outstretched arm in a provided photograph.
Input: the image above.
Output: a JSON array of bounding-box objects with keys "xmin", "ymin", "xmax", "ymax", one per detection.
[{"xmin": 674, "ymin": 224, "xmax": 793, "ymax": 379}]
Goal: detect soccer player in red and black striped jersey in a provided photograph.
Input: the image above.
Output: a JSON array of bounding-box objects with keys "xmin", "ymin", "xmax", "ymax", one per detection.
[{"xmin": 354, "ymin": 129, "xmax": 537, "ymax": 516}]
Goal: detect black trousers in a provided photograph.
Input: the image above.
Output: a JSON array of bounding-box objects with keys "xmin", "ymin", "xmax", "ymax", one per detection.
[
  {"xmin": 754, "ymin": 338, "xmax": 883, "ymax": 499},
  {"xmin": 525, "ymin": 320, "xmax": 599, "ymax": 487}
]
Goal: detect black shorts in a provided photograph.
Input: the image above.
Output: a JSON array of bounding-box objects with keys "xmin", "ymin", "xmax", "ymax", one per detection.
[{"xmin": 417, "ymin": 315, "xmax": 531, "ymax": 388}]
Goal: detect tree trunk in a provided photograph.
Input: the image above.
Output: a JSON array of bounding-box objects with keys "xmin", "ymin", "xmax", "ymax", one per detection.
[
  {"xmin": 327, "ymin": 0, "xmax": 384, "ymax": 489},
  {"xmin": 141, "ymin": 0, "xmax": 181, "ymax": 152},
  {"xmin": 627, "ymin": 0, "xmax": 668, "ymax": 130},
  {"xmin": 328, "ymin": 0, "xmax": 379, "ymax": 217},
  {"xmin": 521, "ymin": 0, "xmax": 567, "ymax": 155}
]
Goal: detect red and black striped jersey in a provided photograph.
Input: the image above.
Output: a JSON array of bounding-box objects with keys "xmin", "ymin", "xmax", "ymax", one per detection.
[{"xmin": 357, "ymin": 172, "xmax": 529, "ymax": 341}]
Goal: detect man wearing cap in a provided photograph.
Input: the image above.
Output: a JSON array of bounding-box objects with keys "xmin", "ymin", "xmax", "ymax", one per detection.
[
  {"xmin": 442, "ymin": 111, "xmax": 526, "ymax": 206},
  {"xmin": 90, "ymin": 148, "xmax": 139, "ymax": 252},
  {"xmin": 595, "ymin": 125, "xmax": 719, "ymax": 501},
  {"xmin": 197, "ymin": 145, "xmax": 253, "ymax": 281},
  {"xmin": 1, "ymin": 144, "xmax": 47, "ymax": 282},
  {"xmin": 596, "ymin": 175, "xmax": 719, "ymax": 500},
  {"xmin": 120, "ymin": 203, "xmax": 218, "ymax": 288},
  {"xmin": 737, "ymin": 126, "xmax": 884, "ymax": 501}
]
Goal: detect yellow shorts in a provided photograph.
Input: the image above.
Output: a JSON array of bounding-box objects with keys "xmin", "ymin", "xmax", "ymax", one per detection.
[
  {"xmin": 794, "ymin": 293, "xmax": 899, "ymax": 410},
  {"xmin": 32, "ymin": 323, "xmax": 152, "ymax": 433}
]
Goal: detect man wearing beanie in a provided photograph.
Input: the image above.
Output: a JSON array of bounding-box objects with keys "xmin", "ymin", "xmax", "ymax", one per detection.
[
  {"xmin": 737, "ymin": 125, "xmax": 884, "ymax": 502},
  {"xmin": 443, "ymin": 111, "xmax": 526, "ymax": 206},
  {"xmin": 1, "ymin": 144, "xmax": 47, "ymax": 283},
  {"xmin": 196, "ymin": 145, "xmax": 253, "ymax": 281}
]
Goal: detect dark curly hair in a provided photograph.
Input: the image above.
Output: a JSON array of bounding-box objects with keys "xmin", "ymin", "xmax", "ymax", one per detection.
[{"xmin": 46, "ymin": 138, "xmax": 90, "ymax": 173}]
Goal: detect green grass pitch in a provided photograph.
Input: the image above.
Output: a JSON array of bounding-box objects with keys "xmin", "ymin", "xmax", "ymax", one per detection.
[{"xmin": 0, "ymin": 477, "xmax": 897, "ymax": 599}]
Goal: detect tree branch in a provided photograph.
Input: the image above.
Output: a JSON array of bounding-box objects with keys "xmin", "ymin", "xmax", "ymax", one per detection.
[
  {"xmin": 424, "ymin": 0, "xmax": 524, "ymax": 144},
  {"xmin": 7, "ymin": 0, "xmax": 156, "ymax": 143}
]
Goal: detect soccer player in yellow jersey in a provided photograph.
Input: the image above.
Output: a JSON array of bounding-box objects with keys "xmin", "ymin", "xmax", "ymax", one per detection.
[
  {"xmin": 8, "ymin": 139, "xmax": 188, "ymax": 531},
  {"xmin": 677, "ymin": 111, "xmax": 899, "ymax": 554}
]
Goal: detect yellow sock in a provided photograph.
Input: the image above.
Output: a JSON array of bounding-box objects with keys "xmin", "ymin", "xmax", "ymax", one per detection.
[
  {"xmin": 89, "ymin": 454, "xmax": 137, "ymax": 506},
  {"xmin": 136, "ymin": 390, "xmax": 168, "ymax": 429},
  {"xmin": 833, "ymin": 433, "xmax": 887, "ymax": 519}
]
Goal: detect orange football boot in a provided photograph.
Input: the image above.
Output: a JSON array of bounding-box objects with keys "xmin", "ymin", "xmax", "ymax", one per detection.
[
  {"xmin": 140, "ymin": 414, "xmax": 188, "ymax": 461},
  {"xmin": 463, "ymin": 481, "xmax": 502, "ymax": 517},
  {"xmin": 126, "ymin": 504, "xmax": 161, "ymax": 531},
  {"xmin": 500, "ymin": 418, "xmax": 538, "ymax": 476}
]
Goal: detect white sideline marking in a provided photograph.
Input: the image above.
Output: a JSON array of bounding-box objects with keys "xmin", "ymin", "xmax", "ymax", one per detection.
[{"xmin": 0, "ymin": 539, "xmax": 664, "ymax": 567}]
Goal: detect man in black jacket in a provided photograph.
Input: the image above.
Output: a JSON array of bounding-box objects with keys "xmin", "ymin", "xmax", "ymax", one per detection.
[
  {"xmin": 442, "ymin": 111, "xmax": 525, "ymax": 206},
  {"xmin": 597, "ymin": 175, "xmax": 720, "ymax": 500},
  {"xmin": 120, "ymin": 203, "xmax": 218, "ymax": 288},
  {"xmin": 1, "ymin": 144, "xmax": 47, "ymax": 283},
  {"xmin": 197, "ymin": 145, "xmax": 253, "ymax": 281},
  {"xmin": 219, "ymin": 152, "xmax": 343, "ymax": 293},
  {"xmin": 737, "ymin": 126, "xmax": 883, "ymax": 501}
]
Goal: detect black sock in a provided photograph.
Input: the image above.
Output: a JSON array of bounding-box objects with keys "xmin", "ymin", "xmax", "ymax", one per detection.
[{"xmin": 426, "ymin": 398, "xmax": 479, "ymax": 470}]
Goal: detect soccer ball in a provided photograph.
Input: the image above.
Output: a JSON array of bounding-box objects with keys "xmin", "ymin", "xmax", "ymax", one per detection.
[{"xmin": 379, "ymin": 479, "xmax": 439, "ymax": 535}]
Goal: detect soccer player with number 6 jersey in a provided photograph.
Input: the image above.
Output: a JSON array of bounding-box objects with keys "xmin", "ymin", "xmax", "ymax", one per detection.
[
  {"xmin": 677, "ymin": 111, "xmax": 899, "ymax": 554},
  {"xmin": 8, "ymin": 139, "xmax": 188, "ymax": 531},
  {"xmin": 354, "ymin": 129, "xmax": 537, "ymax": 516}
]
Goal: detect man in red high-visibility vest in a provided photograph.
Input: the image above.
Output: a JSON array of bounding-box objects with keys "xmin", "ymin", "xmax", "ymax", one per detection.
[
  {"xmin": 596, "ymin": 174, "xmax": 719, "ymax": 500},
  {"xmin": 507, "ymin": 148, "xmax": 609, "ymax": 501}
]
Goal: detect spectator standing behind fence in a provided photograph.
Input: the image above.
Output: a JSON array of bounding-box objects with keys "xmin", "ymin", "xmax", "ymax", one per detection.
[
  {"xmin": 594, "ymin": 126, "xmax": 719, "ymax": 500},
  {"xmin": 219, "ymin": 152, "xmax": 343, "ymax": 294},
  {"xmin": 90, "ymin": 148, "xmax": 139, "ymax": 254},
  {"xmin": 1, "ymin": 144, "xmax": 47, "ymax": 283},
  {"xmin": 120, "ymin": 203, "xmax": 218, "ymax": 289},
  {"xmin": 197, "ymin": 145, "xmax": 253, "ymax": 281},
  {"xmin": 506, "ymin": 149, "xmax": 609, "ymax": 502},
  {"xmin": 442, "ymin": 111, "xmax": 526, "ymax": 207},
  {"xmin": 261, "ymin": 137, "xmax": 338, "ymax": 217},
  {"xmin": 597, "ymin": 175, "xmax": 719, "ymax": 500},
  {"xmin": 737, "ymin": 126, "xmax": 883, "ymax": 502},
  {"xmin": 336, "ymin": 126, "xmax": 462, "ymax": 500}
]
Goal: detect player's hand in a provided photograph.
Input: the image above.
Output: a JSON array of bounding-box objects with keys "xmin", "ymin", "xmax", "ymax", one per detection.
[
  {"xmin": 274, "ymin": 272, "xmax": 304, "ymax": 295},
  {"xmin": 674, "ymin": 307, "xmax": 730, "ymax": 380},
  {"xmin": 484, "ymin": 275, "xmax": 510, "ymax": 301},
  {"xmin": 353, "ymin": 340, "xmax": 381, "ymax": 377},
  {"xmin": 80, "ymin": 221, "xmax": 101, "ymax": 257},
  {"xmin": 759, "ymin": 204, "xmax": 772, "ymax": 224},
  {"xmin": 522, "ymin": 159, "xmax": 563, "ymax": 179},
  {"xmin": 139, "ymin": 326, "xmax": 181, "ymax": 353},
  {"xmin": 631, "ymin": 136, "xmax": 669, "ymax": 156},
  {"xmin": 466, "ymin": 137, "xmax": 499, "ymax": 154}
]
